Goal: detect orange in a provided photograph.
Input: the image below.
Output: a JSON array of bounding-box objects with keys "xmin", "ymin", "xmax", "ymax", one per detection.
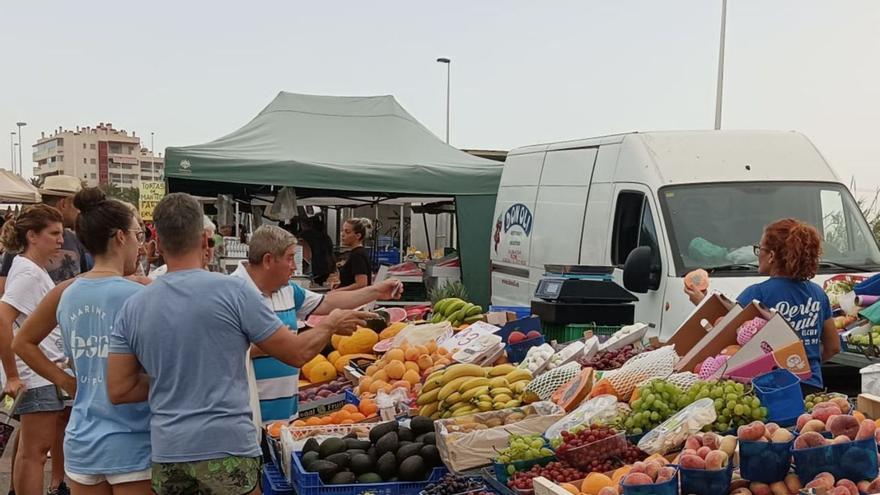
[
  {"xmin": 424, "ymin": 341, "xmax": 438, "ymax": 354},
  {"xmin": 404, "ymin": 361, "xmax": 420, "ymax": 374},
  {"xmin": 330, "ymin": 411, "xmax": 345, "ymax": 422},
  {"xmin": 341, "ymin": 419, "xmax": 354, "ymax": 424},
  {"xmin": 365, "ymin": 364, "xmax": 379, "ymax": 376},
  {"xmin": 558, "ymin": 483, "xmax": 580, "ymax": 495},
  {"xmin": 403, "ymin": 369, "xmax": 421, "ymax": 386},
  {"xmin": 291, "ymin": 419, "xmax": 306, "ymax": 427},
  {"xmin": 359, "ymin": 376, "xmax": 374, "ymax": 391},
  {"xmin": 359, "ymin": 399, "xmax": 378, "ymax": 416},
  {"xmin": 386, "ymin": 361, "xmax": 406, "ymax": 380},
  {"xmin": 404, "ymin": 347, "xmax": 421, "ymax": 362},
  {"xmin": 382, "ymin": 383, "xmax": 394, "ymax": 393},
  {"xmin": 369, "ymin": 380, "xmax": 388, "ymax": 394},
  {"xmin": 320, "ymin": 416, "xmax": 334, "ymax": 425},
  {"xmin": 417, "ymin": 354, "xmax": 433, "ymax": 370},
  {"xmin": 267, "ymin": 421, "xmax": 284, "ymax": 438},
  {"xmin": 434, "ymin": 357, "xmax": 451, "ymax": 367},
  {"xmin": 305, "ymin": 416, "xmax": 322, "ymax": 426},
  {"xmin": 435, "ymin": 347, "xmax": 449, "ymax": 356},
  {"xmin": 581, "ymin": 473, "xmax": 614, "ymax": 495},
  {"xmin": 349, "ymin": 412, "xmax": 366, "ymax": 422},
  {"xmin": 386, "ymin": 348, "xmax": 405, "ymax": 362},
  {"xmin": 342, "ymin": 404, "xmax": 359, "ymax": 414},
  {"xmin": 373, "ymin": 370, "xmax": 389, "ymax": 383}
]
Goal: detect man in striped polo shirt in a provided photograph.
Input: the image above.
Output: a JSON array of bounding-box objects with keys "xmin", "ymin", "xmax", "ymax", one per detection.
[{"xmin": 232, "ymin": 225, "xmax": 401, "ymax": 423}]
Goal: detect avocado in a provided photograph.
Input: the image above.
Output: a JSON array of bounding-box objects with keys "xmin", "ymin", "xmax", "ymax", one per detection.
[
  {"xmin": 398, "ymin": 426, "xmax": 414, "ymax": 442},
  {"xmin": 345, "ymin": 438, "xmax": 372, "ymax": 451},
  {"xmin": 346, "ymin": 449, "xmax": 366, "ymax": 457},
  {"xmin": 329, "ymin": 471, "xmax": 357, "ymax": 485},
  {"xmin": 418, "ymin": 432, "xmax": 436, "ymax": 445},
  {"xmin": 396, "ymin": 442, "xmax": 424, "ymax": 463},
  {"xmin": 420, "ymin": 444, "xmax": 441, "ymax": 466},
  {"xmin": 369, "ymin": 420, "xmax": 399, "ymax": 444},
  {"xmin": 364, "ymin": 318, "xmax": 387, "ymax": 332},
  {"xmin": 301, "ymin": 451, "xmax": 321, "ymax": 470},
  {"xmin": 366, "ymin": 446, "xmax": 377, "ymax": 460},
  {"xmin": 344, "ymin": 431, "xmax": 358, "ymax": 439},
  {"xmin": 303, "ymin": 438, "xmax": 320, "ymax": 454},
  {"xmin": 350, "ymin": 453, "xmax": 374, "ymax": 475},
  {"xmin": 307, "ymin": 460, "xmax": 339, "ymax": 483},
  {"xmin": 376, "ymin": 451, "xmax": 397, "ymax": 480},
  {"xmin": 358, "ymin": 472, "xmax": 383, "ymax": 484},
  {"xmin": 325, "ymin": 452, "xmax": 350, "ymax": 469},
  {"xmin": 398, "ymin": 441, "xmax": 412, "ymax": 449},
  {"xmin": 319, "ymin": 437, "xmax": 347, "ymax": 459},
  {"xmin": 410, "ymin": 416, "xmax": 434, "ymax": 436},
  {"xmin": 399, "ymin": 455, "xmax": 427, "ymax": 481},
  {"xmin": 375, "ymin": 431, "xmax": 399, "ymax": 458}
]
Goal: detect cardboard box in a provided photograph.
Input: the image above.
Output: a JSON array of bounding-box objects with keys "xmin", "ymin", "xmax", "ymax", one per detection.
[
  {"xmin": 857, "ymin": 393, "xmax": 880, "ymax": 419},
  {"xmin": 718, "ymin": 313, "xmax": 811, "ymax": 381},
  {"xmin": 675, "ymin": 301, "xmax": 774, "ymax": 373},
  {"xmin": 666, "ymin": 292, "xmax": 737, "ymax": 356}
]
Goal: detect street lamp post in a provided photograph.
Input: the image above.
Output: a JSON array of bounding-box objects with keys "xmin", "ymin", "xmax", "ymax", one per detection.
[
  {"xmin": 151, "ymin": 132, "xmax": 156, "ymax": 179},
  {"xmin": 9, "ymin": 132, "xmax": 15, "ymax": 172},
  {"xmin": 16, "ymin": 122, "xmax": 26, "ymax": 175},
  {"xmin": 714, "ymin": 0, "xmax": 727, "ymax": 130},
  {"xmin": 436, "ymin": 58, "xmax": 451, "ymax": 144}
]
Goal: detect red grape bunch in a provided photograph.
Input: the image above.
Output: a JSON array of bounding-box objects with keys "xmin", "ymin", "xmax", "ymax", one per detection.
[
  {"xmin": 507, "ymin": 461, "xmax": 585, "ymax": 491},
  {"xmin": 578, "ymin": 345, "xmax": 641, "ymax": 371}
]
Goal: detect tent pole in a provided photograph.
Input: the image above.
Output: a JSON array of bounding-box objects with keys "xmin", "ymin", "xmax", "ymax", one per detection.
[
  {"xmin": 399, "ymin": 204, "xmax": 404, "ymax": 263},
  {"xmin": 422, "ymin": 211, "xmax": 432, "ymax": 260},
  {"xmin": 335, "ymin": 208, "xmax": 341, "ymax": 246}
]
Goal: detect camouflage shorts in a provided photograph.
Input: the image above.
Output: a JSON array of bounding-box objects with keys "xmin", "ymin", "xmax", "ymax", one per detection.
[{"xmin": 151, "ymin": 456, "xmax": 261, "ymax": 495}]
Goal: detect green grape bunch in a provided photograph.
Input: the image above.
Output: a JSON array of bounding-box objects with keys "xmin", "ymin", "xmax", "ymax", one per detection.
[
  {"xmin": 625, "ymin": 379, "xmax": 684, "ymax": 435},
  {"xmin": 687, "ymin": 379, "xmax": 768, "ymax": 432},
  {"xmin": 496, "ymin": 433, "xmax": 554, "ymax": 467}
]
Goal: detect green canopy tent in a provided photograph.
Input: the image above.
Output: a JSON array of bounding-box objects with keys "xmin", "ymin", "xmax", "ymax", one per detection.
[{"xmin": 164, "ymin": 91, "xmax": 502, "ymax": 306}]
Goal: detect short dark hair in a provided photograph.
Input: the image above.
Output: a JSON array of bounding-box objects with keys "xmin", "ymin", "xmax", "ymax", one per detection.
[
  {"xmin": 73, "ymin": 188, "xmax": 135, "ymax": 255},
  {"xmin": 153, "ymin": 193, "xmax": 204, "ymax": 256}
]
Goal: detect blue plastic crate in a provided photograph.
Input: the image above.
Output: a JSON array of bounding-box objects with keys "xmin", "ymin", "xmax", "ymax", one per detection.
[
  {"xmin": 489, "ymin": 306, "xmax": 532, "ymax": 320},
  {"xmin": 291, "ymin": 451, "xmax": 448, "ymax": 495},
  {"xmin": 793, "ymin": 437, "xmax": 878, "ymax": 482},
  {"xmin": 263, "ymin": 463, "xmax": 294, "ymax": 495},
  {"xmin": 621, "ymin": 465, "xmax": 679, "ymax": 495},
  {"xmin": 753, "ymin": 369, "xmax": 804, "ymax": 426},
  {"xmin": 505, "ymin": 335, "xmax": 545, "ymax": 364},
  {"xmin": 680, "ymin": 460, "xmax": 733, "ymax": 495},
  {"xmin": 739, "ymin": 435, "xmax": 795, "ymax": 483}
]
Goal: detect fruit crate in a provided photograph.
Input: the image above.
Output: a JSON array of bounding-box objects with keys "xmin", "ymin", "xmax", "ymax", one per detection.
[
  {"xmin": 288, "ymin": 420, "xmax": 379, "ymax": 441},
  {"xmin": 792, "ymin": 437, "xmax": 878, "ymax": 482},
  {"xmin": 263, "ymin": 463, "xmax": 295, "ymax": 495},
  {"xmin": 553, "ymin": 431, "xmax": 627, "ymax": 470},
  {"xmin": 506, "ymin": 335, "xmax": 545, "ymax": 364},
  {"xmin": 418, "ymin": 476, "xmax": 503, "ymax": 495},
  {"xmin": 292, "ymin": 451, "xmax": 449, "ymax": 495},
  {"xmin": 540, "ymin": 323, "xmax": 622, "ymax": 344},
  {"xmin": 491, "ymin": 451, "xmax": 556, "ymax": 485}
]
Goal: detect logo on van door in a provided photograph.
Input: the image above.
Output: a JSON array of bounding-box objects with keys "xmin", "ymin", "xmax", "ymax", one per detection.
[{"xmin": 503, "ymin": 203, "xmax": 533, "ymax": 236}]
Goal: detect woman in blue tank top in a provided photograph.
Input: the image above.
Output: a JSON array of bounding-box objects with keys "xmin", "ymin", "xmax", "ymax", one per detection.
[{"xmin": 13, "ymin": 188, "xmax": 152, "ymax": 494}]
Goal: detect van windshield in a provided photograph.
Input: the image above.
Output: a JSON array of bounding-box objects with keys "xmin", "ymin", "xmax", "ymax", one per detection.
[{"xmin": 658, "ymin": 182, "xmax": 880, "ymax": 276}]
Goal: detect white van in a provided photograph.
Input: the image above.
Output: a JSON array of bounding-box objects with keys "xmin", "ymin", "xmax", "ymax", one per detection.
[{"xmin": 490, "ymin": 130, "xmax": 880, "ymax": 341}]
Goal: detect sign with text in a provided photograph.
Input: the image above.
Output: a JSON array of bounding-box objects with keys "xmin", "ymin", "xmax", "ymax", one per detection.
[{"xmin": 139, "ymin": 181, "xmax": 165, "ymax": 221}]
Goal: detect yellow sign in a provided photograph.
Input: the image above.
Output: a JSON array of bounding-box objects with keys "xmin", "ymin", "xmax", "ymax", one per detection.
[{"xmin": 139, "ymin": 182, "xmax": 165, "ymax": 221}]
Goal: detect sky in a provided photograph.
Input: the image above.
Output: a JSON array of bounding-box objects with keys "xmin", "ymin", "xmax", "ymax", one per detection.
[{"xmin": 1, "ymin": 0, "xmax": 878, "ymax": 196}]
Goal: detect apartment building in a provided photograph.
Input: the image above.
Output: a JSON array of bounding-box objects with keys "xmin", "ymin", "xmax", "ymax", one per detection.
[{"xmin": 32, "ymin": 123, "xmax": 164, "ymax": 188}]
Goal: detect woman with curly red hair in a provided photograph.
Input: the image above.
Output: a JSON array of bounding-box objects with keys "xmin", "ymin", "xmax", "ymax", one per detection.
[{"xmin": 686, "ymin": 218, "xmax": 839, "ymax": 393}]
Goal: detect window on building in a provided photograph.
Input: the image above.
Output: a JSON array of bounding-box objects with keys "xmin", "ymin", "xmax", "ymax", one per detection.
[
  {"xmin": 109, "ymin": 143, "xmax": 122, "ymax": 154},
  {"xmin": 83, "ymin": 158, "xmax": 87, "ymax": 164},
  {"xmin": 58, "ymin": 155, "xmax": 63, "ymax": 162},
  {"xmin": 126, "ymin": 146, "xmax": 133, "ymax": 154},
  {"xmin": 90, "ymin": 173, "xmax": 97, "ymax": 179},
  {"xmin": 90, "ymin": 158, "xmax": 97, "ymax": 165},
  {"xmin": 90, "ymin": 143, "xmax": 96, "ymax": 150},
  {"xmin": 82, "ymin": 143, "xmax": 87, "ymax": 149}
]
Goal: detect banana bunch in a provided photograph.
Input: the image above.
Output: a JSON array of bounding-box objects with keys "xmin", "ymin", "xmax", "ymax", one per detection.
[
  {"xmin": 430, "ymin": 298, "xmax": 484, "ymax": 326},
  {"xmin": 416, "ymin": 363, "xmax": 532, "ymax": 419}
]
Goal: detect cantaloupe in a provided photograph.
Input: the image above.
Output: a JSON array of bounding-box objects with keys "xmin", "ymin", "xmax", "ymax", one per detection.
[
  {"xmin": 581, "ymin": 473, "xmax": 614, "ymax": 495},
  {"xmin": 684, "ymin": 268, "xmax": 710, "ymax": 292}
]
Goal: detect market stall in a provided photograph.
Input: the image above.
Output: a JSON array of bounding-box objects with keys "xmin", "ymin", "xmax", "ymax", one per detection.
[
  {"xmin": 163, "ymin": 91, "xmax": 501, "ymax": 306},
  {"xmin": 0, "ymin": 170, "xmax": 41, "ymax": 203},
  {"xmin": 250, "ymin": 268, "xmax": 880, "ymax": 495}
]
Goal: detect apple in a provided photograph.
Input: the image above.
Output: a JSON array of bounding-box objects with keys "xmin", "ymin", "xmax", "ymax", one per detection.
[{"xmin": 508, "ymin": 331, "xmax": 527, "ymax": 344}]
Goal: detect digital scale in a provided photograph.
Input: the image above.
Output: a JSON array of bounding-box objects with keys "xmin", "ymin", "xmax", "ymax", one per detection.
[{"xmin": 531, "ymin": 265, "xmax": 638, "ymax": 326}]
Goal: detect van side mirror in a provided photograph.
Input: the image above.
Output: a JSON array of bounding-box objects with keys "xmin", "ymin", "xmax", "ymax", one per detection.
[{"xmin": 623, "ymin": 246, "xmax": 661, "ymax": 293}]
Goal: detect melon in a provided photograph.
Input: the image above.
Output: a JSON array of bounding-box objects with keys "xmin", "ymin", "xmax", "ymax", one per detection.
[
  {"xmin": 684, "ymin": 269, "xmax": 709, "ymax": 292},
  {"xmin": 384, "ymin": 307, "xmax": 407, "ymax": 323}
]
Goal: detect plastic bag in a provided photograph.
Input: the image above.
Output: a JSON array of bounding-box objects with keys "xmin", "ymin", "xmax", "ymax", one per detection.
[
  {"xmin": 637, "ymin": 398, "xmax": 717, "ymax": 454},
  {"xmin": 589, "ymin": 346, "xmax": 679, "ymax": 402},
  {"xmin": 726, "ymin": 245, "xmax": 758, "ymax": 264},
  {"xmin": 635, "ymin": 372, "xmax": 699, "ymax": 392},
  {"xmin": 265, "ymin": 186, "xmax": 298, "ymax": 221},
  {"xmin": 544, "ymin": 395, "xmax": 620, "ymax": 441}
]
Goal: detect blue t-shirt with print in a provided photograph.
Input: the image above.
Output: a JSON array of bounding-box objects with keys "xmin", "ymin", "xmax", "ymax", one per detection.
[
  {"xmin": 58, "ymin": 277, "xmax": 151, "ymax": 475},
  {"xmin": 109, "ymin": 269, "xmax": 283, "ymax": 463},
  {"xmin": 737, "ymin": 278, "xmax": 832, "ymax": 389}
]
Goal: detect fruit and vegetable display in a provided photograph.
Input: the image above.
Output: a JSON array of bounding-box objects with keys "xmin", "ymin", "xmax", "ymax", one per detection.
[{"xmin": 273, "ymin": 293, "xmax": 880, "ymax": 495}]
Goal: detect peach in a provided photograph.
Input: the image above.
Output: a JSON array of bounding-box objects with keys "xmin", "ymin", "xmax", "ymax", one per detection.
[
  {"xmin": 696, "ymin": 446, "xmax": 711, "ymax": 459},
  {"xmin": 796, "ymin": 413, "xmax": 813, "ymax": 430},
  {"xmin": 730, "ymin": 489, "xmax": 753, "ymax": 495},
  {"xmin": 680, "ymin": 454, "xmax": 706, "ymax": 469},
  {"xmin": 655, "ymin": 466, "xmax": 676, "ymax": 483},
  {"xmin": 749, "ymin": 482, "xmax": 771, "ymax": 495},
  {"xmin": 764, "ymin": 422, "xmax": 780, "ymax": 438},
  {"xmin": 719, "ymin": 435, "xmax": 737, "ymax": 456},
  {"xmin": 597, "ymin": 488, "xmax": 619, "ymax": 495},
  {"xmin": 622, "ymin": 473, "xmax": 653, "ymax": 486},
  {"xmin": 737, "ymin": 421, "xmax": 766, "ymax": 441},
  {"xmin": 702, "ymin": 432, "xmax": 721, "ymax": 450},
  {"xmin": 705, "ymin": 450, "xmax": 728, "ymax": 470},
  {"xmin": 784, "ymin": 473, "xmax": 801, "ymax": 493},
  {"xmin": 800, "ymin": 419, "xmax": 826, "ymax": 434},
  {"xmin": 770, "ymin": 428, "xmax": 793, "ymax": 443},
  {"xmin": 629, "ymin": 461, "xmax": 646, "ymax": 474},
  {"xmin": 812, "ymin": 403, "xmax": 843, "ymax": 423},
  {"xmin": 684, "ymin": 435, "xmax": 702, "ymax": 451},
  {"xmin": 643, "ymin": 460, "xmax": 661, "ymax": 481},
  {"xmin": 855, "ymin": 418, "xmax": 877, "ymax": 441},
  {"xmin": 794, "ymin": 431, "xmax": 827, "ymax": 450},
  {"xmin": 835, "ymin": 479, "xmax": 858, "ymax": 495},
  {"xmin": 832, "ymin": 435, "xmax": 850, "ymax": 444},
  {"xmin": 827, "ymin": 415, "xmax": 860, "ymax": 440},
  {"xmin": 768, "ymin": 481, "xmax": 788, "ymax": 495}
]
